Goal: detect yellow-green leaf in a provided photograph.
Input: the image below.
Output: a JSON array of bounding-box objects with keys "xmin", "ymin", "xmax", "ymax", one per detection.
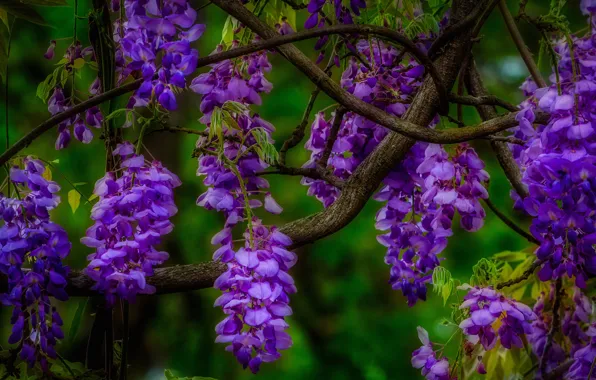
[
  {"xmin": 42, "ymin": 166, "xmax": 52, "ymax": 181},
  {"xmin": 68, "ymin": 190, "xmax": 81, "ymax": 214},
  {"xmin": 72, "ymin": 58, "xmax": 85, "ymax": 69}
]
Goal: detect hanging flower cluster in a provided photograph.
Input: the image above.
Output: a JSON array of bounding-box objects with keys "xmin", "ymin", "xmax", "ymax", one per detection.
[
  {"xmin": 214, "ymin": 222, "xmax": 296, "ymax": 373},
  {"xmin": 0, "ymin": 158, "xmax": 71, "ymax": 370},
  {"xmin": 120, "ymin": 0, "xmax": 205, "ymax": 110},
  {"xmin": 192, "ymin": 37, "xmax": 294, "ymax": 373},
  {"xmin": 82, "ymin": 142, "xmax": 181, "ymax": 305},
  {"xmin": 511, "ymin": 8, "xmax": 596, "ymax": 288}
]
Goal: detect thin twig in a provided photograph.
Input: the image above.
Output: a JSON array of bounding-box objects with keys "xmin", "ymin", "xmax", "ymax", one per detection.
[
  {"xmin": 319, "ymin": 107, "xmax": 347, "ymax": 167},
  {"xmin": 499, "ymin": 0, "xmax": 547, "ymax": 88},
  {"xmin": 484, "ymin": 198, "xmax": 538, "ymax": 245},
  {"xmin": 258, "ymin": 165, "xmax": 345, "ymax": 189},
  {"xmin": 449, "ymin": 94, "xmax": 518, "ymax": 112},
  {"xmin": 495, "ymin": 260, "xmax": 542, "ymax": 290},
  {"xmin": 541, "ymin": 279, "xmax": 563, "ymax": 377}
]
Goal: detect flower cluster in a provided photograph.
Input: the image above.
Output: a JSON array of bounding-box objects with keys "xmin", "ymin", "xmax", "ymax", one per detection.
[
  {"xmin": 568, "ymin": 323, "xmax": 596, "ymax": 379},
  {"xmin": 0, "ymin": 158, "xmax": 71, "ymax": 370},
  {"xmin": 82, "ymin": 142, "xmax": 180, "ymax": 305},
  {"xmin": 43, "ymin": 39, "xmax": 104, "ymax": 150},
  {"xmin": 48, "ymin": 88, "xmax": 104, "ymax": 150},
  {"xmin": 511, "ymin": 19, "xmax": 596, "ymax": 287},
  {"xmin": 120, "ymin": 0, "xmax": 205, "ymax": 110},
  {"xmin": 303, "ymin": 39, "xmax": 426, "ymax": 207},
  {"xmin": 375, "ymin": 143, "xmax": 489, "ymax": 306},
  {"xmin": 458, "ymin": 286, "xmax": 536, "ymax": 351},
  {"xmin": 305, "ymin": 0, "xmax": 367, "ymax": 29},
  {"xmin": 214, "ymin": 222, "xmax": 296, "ymax": 373},
  {"xmin": 411, "ymin": 327, "xmax": 452, "ymax": 380},
  {"xmin": 527, "ymin": 287, "xmax": 594, "ymax": 375},
  {"xmin": 191, "ymin": 40, "xmax": 294, "ymax": 372}
]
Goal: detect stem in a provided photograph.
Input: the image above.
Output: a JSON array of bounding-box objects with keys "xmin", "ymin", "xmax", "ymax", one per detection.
[
  {"xmin": 499, "ymin": 0, "xmax": 547, "ymax": 88},
  {"xmin": 72, "ymin": 0, "xmax": 78, "ymax": 100},
  {"xmin": 229, "ymin": 162, "xmax": 254, "ymax": 248},
  {"xmin": 483, "ymin": 198, "xmax": 538, "ymax": 244},
  {"xmin": 5, "ymin": 18, "xmax": 14, "ymax": 152},
  {"xmin": 540, "ymin": 279, "xmax": 563, "ymax": 377},
  {"xmin": 118, "ymin": 301, "xmax": 129, "ymax": 380}
]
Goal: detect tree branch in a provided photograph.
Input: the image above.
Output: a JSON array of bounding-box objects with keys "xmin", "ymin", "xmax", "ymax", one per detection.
[
  {"xmin": 495, "ymin": 259, "xmax": 542, "ymax": 290},
  {"xmin": 448, "ymin": 93, "xmax": 518, "ymax": 112},
  {"xmin": 483, "ymin": 197, "xmax": 538, "ymax": 245},
  {"xmin": 0, "ymin": 23, "xmax": 449, "ymax": 168},
  {"xmin": 319, "ymin": 107, "xmax": 347, "ymax": 167},
  {"xmin": 1, "ymin": 0, "xmax": 497, "ymax": 297},
  {"xmin": 465, "ymin": 59, "xmax": 530, "ymax": 199},
  {"xmin": 498, "ymin": 0, "xmax": 547, "ymax": 88}
]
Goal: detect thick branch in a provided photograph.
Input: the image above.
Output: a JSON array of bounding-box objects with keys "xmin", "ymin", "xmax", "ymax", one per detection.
[{"xmin": 2, "ymin": 0, "xmax": 496, "ymax": 296}]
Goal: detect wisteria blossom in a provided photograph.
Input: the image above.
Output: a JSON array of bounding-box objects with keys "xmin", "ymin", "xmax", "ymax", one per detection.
[
  {"xmin": 0, "ymin": 158, "xmax": 71, "ymax": 370},
  {"xmin": 82, "ymin": 142, "xmax": 180, "ymax": 304}
]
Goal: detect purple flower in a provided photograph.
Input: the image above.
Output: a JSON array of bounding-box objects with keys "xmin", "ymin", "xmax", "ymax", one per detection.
[
  {"xmin": 459, "ymin": 285, "xmax": 536, "ymax": 351},
  {"xmin": 411, "ymin": 327, "xmax": 452, "ymax": 380},
  {"xmin": 0, "ymin": 157, "xmax": 71, "ymax": 368},
  {"xmin": 44, "ymin": 40, "xmax": 56, "ymax": 60},
  {"xmin": 82, "ymin": 143, "xmax": 180, "ymax": 305},
  {"xmin": 214, "ymin": 223, "xmax": 296, "ymax": 373}
]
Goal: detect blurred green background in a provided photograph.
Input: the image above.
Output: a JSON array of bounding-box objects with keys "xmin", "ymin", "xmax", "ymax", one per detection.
[{"xmin": 0, "ymin": 1, "xmax": 586, "ymax": 379}]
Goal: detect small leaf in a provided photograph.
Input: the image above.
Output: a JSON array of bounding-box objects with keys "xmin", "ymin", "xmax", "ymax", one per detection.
[
  {"xmin": 72, "ymin": 57, "xmax": 85, "ymax": 69},
  {"xmin": 0, "ymin": 0, "xmax": 48, "ymax": 25},
  {"xmin": 0, "ymin": 17, "xmax": 8, "ymax": 83},
  {"xmin": 493, "ymin": 251, "xmax": 529, "ymax": 263},
  {"xmin": 42, "ymin": 166, "xmax": 52, "ymax": 181},
  {"xmin": 50, "ymin": 158, "xmax": 60, "ymax": 164},
  {"xmin": 221, "ymin": 16, "xmax": 237, "ymax": 46},
  {"xmin": 68, "ymin": 189, "xmax": 81, "ymax": 213},
  {"xmin": 68, "ymin": 298, "xmax": 88, "ymax": 342},
  {"xmin": 20, "ymin": 0, "xmax": 68, "ymax": 5},
  {"xmin": 88, "ymin": 193, "xmax": 99, "ymax": 202}
]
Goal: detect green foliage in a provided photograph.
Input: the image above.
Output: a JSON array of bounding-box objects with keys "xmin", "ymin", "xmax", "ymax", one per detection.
[
  {"xmin": 251, "ymin": 128, "xmax": 279, "ymax": 165},
  {"xmin": 67, "ymin": 189, "xmax": 81, "ymax": 213},
  {"xmin": 432, "ymin": 266, "xmax": 455, "ymax": 305},
  {"xmin": 0, "ymin": 1, "xmax": 48, "ymax": 26},
  {"xmin": 469, "ymin": 258, "xmax": 500, "ymax": 287},
  {"xmin": 164, "ymin": 369, "xmax": 218, "ymax": 380},
  {"xmin": 68, "ymin": 298, "xmax": 88, "ymax": 343},
  {"xmin": 221, "ymin": 16, "xmax": 238, "ymax": 47},
  {"xmin": 36, "ymin": 66, "xmax": 68, "ymax": 102},
  {"xmin": 0, "ymin": 14, "xmax": 8, "ymax": 83}
]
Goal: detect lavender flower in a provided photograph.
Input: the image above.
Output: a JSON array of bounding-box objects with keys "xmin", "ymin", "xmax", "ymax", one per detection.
[
  {"xmin": 82, "ymin": 142, "xmax": 180, "ymax": 305},
  {"xmin": 459, "ymin": 285, "xmax": 536, "ymax": 351},
  {"xmin": 0, "ymin": 158, "xmax": 71, "ymax": 370},
  {"xmin": 214, "ymin": 222, "xmax": 296, "ymax": 373},
  {"xmin": 411, "ymin": 327, "xmax": 452, "ymax": 380}
]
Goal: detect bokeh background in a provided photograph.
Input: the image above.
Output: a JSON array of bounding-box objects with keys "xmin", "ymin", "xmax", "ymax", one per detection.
[{"xmin": 0, "ymin": 1, "xmax": 586, "ymax": 379}]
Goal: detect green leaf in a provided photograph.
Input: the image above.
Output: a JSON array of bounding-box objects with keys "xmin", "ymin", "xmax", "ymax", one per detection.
[
  {"xmin": 221, "ymin": 16, "xmax": 237, "ymax": 46},
  {"xmin": 50, "ymin": 359, "xmax": 86, "ymax": 377},
  {"xmin": 104, "ymin": 108, "xmax": 130, "ymax": 122},
  {"xmin": 164, "ymin": 369, "xmax": 218, "ymax": 380},
  {"xmin": 20, "ymin": 0, "xmax": 68, "ymax": 5},
  {"xmin": 72, "ymin": 57, "xmax": 85, "ymax": 69},
  {"xmin": 68, "ymin": 189, "xmax": 81, "ymax": 213},
  {"xmin": 432, "ymin": 266, "xmax": 454, "ymax": 305},
  {"xmin": 492, "ymin": 250, "xmax": 529, "ymax": 263},
  {"xmin": 0, "ymin": 0, "xmax": 48, "ymax": 25},
  {"xmin": 68, "ymin": 298, "xmax": 88, "ymax": 342},
  {"xmin": 251, "ymin": 128, "xmax": 279, "ymax": 166},
  {"xmin": 36, "ymin": 66, "xmax": 63, "ymax": 102},
  {"xmin": 42, "ymin": 165, "xmax": 52, "ymax": 181},
  {"xmin": 0, "ymin": 17, "xmax": 8, "ymax": 84}
]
